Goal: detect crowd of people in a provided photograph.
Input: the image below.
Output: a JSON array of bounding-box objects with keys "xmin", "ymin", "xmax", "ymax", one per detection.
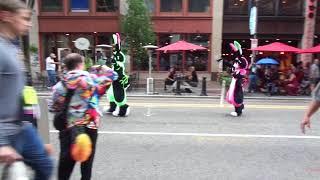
[{"xmin": 247, "ymin": 60, "xmax": 319, "ymax": 96}]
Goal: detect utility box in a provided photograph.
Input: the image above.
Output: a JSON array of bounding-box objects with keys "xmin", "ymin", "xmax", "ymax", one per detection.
[{"xmin": 147, "ymin": 78, "xmax": 154, "ymax": 94}]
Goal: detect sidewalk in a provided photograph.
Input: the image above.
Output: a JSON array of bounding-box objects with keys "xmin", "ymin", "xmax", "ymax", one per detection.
[{"xmin": 34, "ymin": 80, "xmax": 311, "ymax": 101}]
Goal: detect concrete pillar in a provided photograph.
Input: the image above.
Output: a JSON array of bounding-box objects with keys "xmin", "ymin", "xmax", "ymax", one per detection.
[
  {"xmin": 210, "ymin": 0, "xmax": 224, "ymax": 81},
  {"xmin": 119, "ymin": 0, "xmax": 128, "ymax": 16},
  {"xmin": 29, "ymin": 0, "xmax": 41, "ymax": 81},
  {"xmin": 38, "ymin": 98, "xmax": 50, "ymax": 144},
  {"xmin": 301, "ymin": 0, "xmax": 317, "ymax": 66}
]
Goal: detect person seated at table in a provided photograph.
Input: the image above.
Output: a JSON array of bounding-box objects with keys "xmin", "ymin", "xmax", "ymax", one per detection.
[
  {"xmin": 185, "ymin": 66, "xmax": 199, "ymax": 87},
  {"xmin": 264, "ymin": 68, "xmax": 279, "ymax": 96},
  {"xmin": 256, "ymin": 65, "xmax": 265, "ymax": 92},
  {"xmin": 164, "ymin": 67, "xmax": 176, "ymax": 90},
  {"xmin": 283, "ymin": 68, "xmax": 300, "ymax": 96},
  {"xmin": 294, "ymin": 63, "xmax": 304, "ymax": 84}
]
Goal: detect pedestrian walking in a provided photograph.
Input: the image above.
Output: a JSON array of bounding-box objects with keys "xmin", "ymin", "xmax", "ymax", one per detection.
[
  {"xmin": 51, "ymin": 53, "xmax": 118, "ymax": 180},
  {"xmin": 309, "ymin": 59, "xmax": 320, "ymax": 91},
  {"xmin": 46, "ymin": 53, "xmax": 59, "ymax": 88},
  {"xmin": 301, "ymin": 82, "xmax": 320, "ymax": 134},
  {"xmin": 0, "ymin": 0, "xmax": 53, "ymax": 179}
]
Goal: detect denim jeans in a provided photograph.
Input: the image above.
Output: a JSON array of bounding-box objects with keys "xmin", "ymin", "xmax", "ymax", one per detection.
[
  {"xmin": 10, "ymin": 123, "xmax": 53, "ymax": 180},
  {"xmin": 47, "ymin": 70, "xmax": 57, "ymax": 87},
  {"xmin": 248, "ymin": 74, "xmax": 257, "ymax": 92}
]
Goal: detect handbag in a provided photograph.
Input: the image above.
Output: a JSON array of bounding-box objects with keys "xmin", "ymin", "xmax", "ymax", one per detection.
[{"xmin": 53, "ymin": 82, "xmax": 75, "ymax": 131}]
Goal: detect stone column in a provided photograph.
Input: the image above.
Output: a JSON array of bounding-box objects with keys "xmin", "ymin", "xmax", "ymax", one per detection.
[
  {"xmin": 210, "ymin": 0, "xmax": 224, "ymax": 81},
  {"xmin": 301, "ymin": 0, "xmax": 317, "ymax": 67},
  {"xmin": 119, "ymin": 0, "xmax": 128, "ymax": 15},
  {"xmin": 29, "ymin": 0, "xmax": 41, "ymax": 81}
]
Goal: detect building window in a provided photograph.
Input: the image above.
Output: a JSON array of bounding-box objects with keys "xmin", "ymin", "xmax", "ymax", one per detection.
[
  {"xmin": 96, "ymin": 0, "xmax": 118, "ymax": 12},
  {"xmin": 258, "ymin": 0, "xmax": 275, "ymax": 16},
  {"xmin": 160, "ymin": 0, "xmax": 182, "ymax": 12},
  {"xmin": 158, "ymin": 34, "xmax": 183, "ymax": 71},
  {"xmin": 278, "ymin": 0, "xmax": 303, "ymax": 16},
  {"xmin": 224, "ymin": 0, "xmax": 248, "ymax": 15},
  {"xmin": 186, "ymin": 34, "xmax": 209, "ymax": 71},
  {"xmin": 71, "ymin": 0, "xmax": 89, "ymax": 12},
  {"xmin": 188, "ymin": 0, "xmax": 210, "ymax": 13},
  {"xmin": 144, "ymin": 0, "xmax": 155, "ymax": 13},
  {"xmin": 41, "ymin": 0, "xmax": 63, "ymax": 12}
]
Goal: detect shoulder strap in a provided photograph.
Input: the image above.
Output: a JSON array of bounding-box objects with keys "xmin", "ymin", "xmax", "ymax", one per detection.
[{"xmin": 61, "ymin": 81, "xmax": 75, "ymax": 113}]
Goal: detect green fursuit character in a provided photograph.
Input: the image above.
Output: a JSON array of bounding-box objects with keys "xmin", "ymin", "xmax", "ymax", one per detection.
[{"xmin": 106, "ymin": 33, "xmax": 130, "ymax": 117}]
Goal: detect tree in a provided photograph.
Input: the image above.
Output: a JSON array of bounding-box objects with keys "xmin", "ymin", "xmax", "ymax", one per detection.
[{"xmin": 121, "ymin": 0, "xmax": 156, "ymax": 72}]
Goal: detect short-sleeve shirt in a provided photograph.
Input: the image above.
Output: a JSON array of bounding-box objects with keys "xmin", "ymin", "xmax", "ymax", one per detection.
[{"xmin": 46, "ymin": 57, "xmax": 56, "ymax": 71}]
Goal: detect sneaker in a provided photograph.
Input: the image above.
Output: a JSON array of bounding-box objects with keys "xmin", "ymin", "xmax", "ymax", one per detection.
[{"xmin": 230, "ymin": 112, "xmax": 238, "ymax": 117}]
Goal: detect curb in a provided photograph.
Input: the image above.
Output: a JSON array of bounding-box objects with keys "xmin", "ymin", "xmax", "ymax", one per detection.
[{"xmin": 37, "ymin": 92, "xmax": 311, "ymax": 101}]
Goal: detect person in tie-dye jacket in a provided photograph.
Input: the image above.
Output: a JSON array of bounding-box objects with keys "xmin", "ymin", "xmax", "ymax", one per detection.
[{"xmin": 51, "ymin": 53, "xmax": 118, "ymax": 180}]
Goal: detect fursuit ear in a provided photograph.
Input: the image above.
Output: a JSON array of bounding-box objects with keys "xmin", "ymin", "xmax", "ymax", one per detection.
[
  {"xmin": 229, "ymin": 43, "xmax": 238, "ymax": 52},
  {"xmin": 233, "ymin": 41, "xmax": 243, "ymax": 55},
  {"xmin": 112, "ymin": 34, "xmax": 118, "ymax": 46},
  {"xmin": 116, "ymin": 33, "xmax": 121, "ymax": 51}
]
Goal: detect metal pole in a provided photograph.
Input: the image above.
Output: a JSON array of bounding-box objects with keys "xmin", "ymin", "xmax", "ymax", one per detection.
[
  {"xmin": 175, "ymin": 75, "xmax": 182, "ymax": 95},
  {"xmin": 220, "ymin": 80, "xmax": 226, "ymax": 107},
  {"xmin": 148, "ymin": 50, "xmax": 152, "ymax": 78},
  {"xmin": 200, "ymin": 77, "xmax": 208, "ymax": 96},
  {"xmin": 250, "ymin": 0, "xmax": 258, "ymax": 64},
  {"xmin": 38, "ymin": 98, "xmax": 50, "ymax": 144}
]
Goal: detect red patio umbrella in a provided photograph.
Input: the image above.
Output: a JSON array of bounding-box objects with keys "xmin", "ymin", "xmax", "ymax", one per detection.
[
  {"xmin": 250, "ymin": 42, "xmax": 301, "ymax": 52},
  {"xmin": 157, "ymin": 40, "xmax": 207, "ymax": 52},
  {"xmin": 299, "ymin": 44, "xmax": 320, "ymax": 53},
  {"xmin": 156, "ymin": 40, "xmax": 207, "ymax": 71}
]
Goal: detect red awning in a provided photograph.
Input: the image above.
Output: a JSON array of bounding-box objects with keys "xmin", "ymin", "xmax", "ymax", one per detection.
[
  {"xmin": 299, "ymin": 44, "xmax": 320, "ymax": 53},
  {"xmin": 250, "ymin": 42, "xmax": 301, "ymax": 52},
  {"xmin": 156, "ymin": 40, "xmax": 207, "ymax": 53}
]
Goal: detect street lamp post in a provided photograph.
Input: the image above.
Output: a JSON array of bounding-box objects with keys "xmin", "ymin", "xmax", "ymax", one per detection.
[
  {"xmin": 143, "ymin": 45, "xmax": 158, "ymax": 94},
  {"xmin": 249, "ymin": 0, "xmax": 258, "ymax": 63}
]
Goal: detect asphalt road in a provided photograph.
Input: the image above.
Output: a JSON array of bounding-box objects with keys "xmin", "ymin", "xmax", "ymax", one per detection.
[{"xmin": 34, "ymin": 97, "xmax": 320, "ymax": 179}]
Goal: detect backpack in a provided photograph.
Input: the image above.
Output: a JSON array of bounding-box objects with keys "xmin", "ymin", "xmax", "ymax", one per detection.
[{"xmin": 53, "ymin": 82, "xmax": 75, "ymax": 131}]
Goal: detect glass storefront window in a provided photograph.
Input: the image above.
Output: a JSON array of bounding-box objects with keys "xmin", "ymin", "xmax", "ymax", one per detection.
[
  {"xmin": 188, "ymin": 0, "xmax": 210, "ymax": 13},
  {"xmin": 224, "ymin": 0, "xmax": 248, "ymax": 15},
  {"xmin": 96, "ymin": 34, "xmax": 113, "ymax": 61},
  {"xmin": 96, "ymin": 0, "xmax": 119, "ymax": 12},
  {"xmin": 258, "ymin": 0, "xmax": 275, "ymax": 16},
  {"xmin": 41, "ymin": 0, "xmax": 63, "ymax": 12},
  {"xmin": 56, "ymin": 35, "xmax": 69, "ymax": 49},
  {"xmin": 186, "ymin": 34, "xmax": 209, "ymax": 71},
  {"xmin": 158, "ymin": 34, "xmax": 183, "ymax": 71},
  {"xmin": 42, "ymin": 34, "xmax": 56, "ymax": 62},
  {"xmin": 278, "ymin": 0, "xmax": 303, "ymax": 16},
  {"xmin": 144, "ymin": 0, "xmax": 155, "ymax": 13},
  {"xmin": 160, "ymin": 0, "xmax": 182, "ymax": 12}
]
